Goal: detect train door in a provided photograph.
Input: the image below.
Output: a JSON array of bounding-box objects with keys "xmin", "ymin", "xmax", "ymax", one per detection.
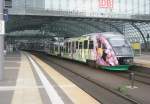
[
  {"xmin": 71, "ymin": 41, "xmax": 75, "ymax": 59},
  {"xmin": 96, "ymin": 37, "xmax": 110, "ymax": 66},
  {"xmin": 83, "ymin": 40, "xmax": 88, "ymax": 62},
  {"xmin": 88, "ymin": 40, "xmax": 94, "ymax": 60},
  {"xmin": 64, "ymin": 42, "xmax": 69, "ymax": 58},
  {"xmin": 63, "ymin": 42, "xmax": 67, "ymax": 58},
  {"xmin": 68, "ymin": 42, "xmax": 71, "ymax": 59},
  {"xmin": 79, "ymin": 42, "xmax": 83, "ymax": 61},
  {"xmin": 74, "ymin": 41, "xmax": 79, "ymax": 60},
  {"xmin": 59, "ymin": 46, "xmax": 62, "ymax": 56}
]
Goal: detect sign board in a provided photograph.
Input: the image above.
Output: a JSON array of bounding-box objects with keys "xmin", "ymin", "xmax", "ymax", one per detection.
[
  {"xmin": 131, "ymin": 42, "xmax": 141, "ymax": 50},
  {"xmin": 0, "ymin": 20, "xmax": 5, "ymax": 35},
  {"xmin": 131, "ymin": 42, "xmax": 141, "ymax": 56},
  {"xmin": 99, "ymin": 0, "xmax": 113, "ymax": 8}
]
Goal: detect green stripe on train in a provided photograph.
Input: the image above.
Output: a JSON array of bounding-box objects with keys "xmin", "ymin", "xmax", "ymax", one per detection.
[{"xmin": 101, "ymin": 65, "xmax": 132, "ymax": 71}]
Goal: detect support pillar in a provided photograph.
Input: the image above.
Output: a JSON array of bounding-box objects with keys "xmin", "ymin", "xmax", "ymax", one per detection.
[{"xmin": 0, "ymin": 0, "xmax": 4, "ymax": 80}]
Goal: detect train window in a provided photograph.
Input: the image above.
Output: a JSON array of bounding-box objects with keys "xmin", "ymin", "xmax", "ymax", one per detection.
[
  {"xmin": 109, "ymin": 38, "xmax": 127, "ymax": 47},
  {"xmin": 72, "ymin": 42, "xmax": 75, "ymax": 53},
  {"xmin": 102, "ymin": 44, "xmax": 106, "ymax": 49},
  {"xmin": 63, "ymin": 45, "xmax": 66, "ymax": 53},
  {"xmin": 50, "ymin": 44, "xmax": 54, "ymax": 53},
  {"xmin": 76, "ymin": 41, "xmax": 78, "ymax": 49},
  {"xmin": 66, "ymin": 42, "xmax": 68, "ymax": 53},
  {"xmin": 55, "ymin": 45, "xmax": 58, "ymax": 52},
  {"xmin": 61, "ymin": 46, "xmax": 63, "ymax": 51},
  {"xmin": 79, "ymin": 42, "xmax": 82, "ymax": 49},
  {"xmin": 72, "ymin": 42, "xmax": 74, "ymax": 48},
  {"xmin": 98, "ymin": 41, "xmax": 101, "ymax": 48},
  {"xmin": 69, "ymin": 42, "xmax": 71, "ymax": 53},
  {"xmin": 84, "ymin": 40, "xmax": 88, "ymax": 49},
  {"xmin": 89, "ymin": 41, "xmax": 94, "ymax": 49}
]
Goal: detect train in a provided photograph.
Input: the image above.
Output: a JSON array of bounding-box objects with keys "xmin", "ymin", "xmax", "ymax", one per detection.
[
  {"xmin": 44, "ymin": 32, "xmax": 134, "ymax": 71},
  {"xmin": 23, "ymin": 32, "xmax": 134, "ymax": 71}
]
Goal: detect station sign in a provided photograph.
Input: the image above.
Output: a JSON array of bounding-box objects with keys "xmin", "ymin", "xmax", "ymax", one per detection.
[
  {"xmin": 99, "ymin": 0, "xmax": 113, "ymax": 8},
  {"xmin": 131, "ymin": 42, "xmax": 141, "ymax": 50},
  {"xmin": 131, "ymin": 42, "xmax": 141, "ymax": 56},
  {"xmin": 0, "ymin": 20, "xmax": 5, "ymax": 35}
]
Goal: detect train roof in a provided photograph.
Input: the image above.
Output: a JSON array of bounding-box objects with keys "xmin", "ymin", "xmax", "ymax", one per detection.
[
  {"xmin": 100, "ymin": 32, "xmax": 124, "ymax": 38},
  {"xmin": 63, "ymin": 32, "xmax": 124, "ymax": 41},
  {"xmin": 82, "ymin": 32, "xmax": 124, "ymax": 38}
]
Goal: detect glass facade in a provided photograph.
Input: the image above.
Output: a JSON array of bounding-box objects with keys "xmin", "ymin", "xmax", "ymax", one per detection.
[
  {"xmin": 12, "ymin": 0, "xmax": 45, "ymax": 9},
  {"xmin": 10, "ymin": 0, "xmax": 150, "ymax": 15},
  {"xmin": 9, "ymin": 0, "xmax": 150, "ymax": 49},
  {"xmin": 44, "ymin": 0, "xmax": 150, "ymax": 15}
]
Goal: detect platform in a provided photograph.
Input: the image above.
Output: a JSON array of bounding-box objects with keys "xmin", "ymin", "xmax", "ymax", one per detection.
[
  {"xmin": 0, "ymin": 51, "xmax": 100, "ymax": 104},
  {"xmin": 134, "ymin": 54, "xmax": 150, "ymax": 68}
]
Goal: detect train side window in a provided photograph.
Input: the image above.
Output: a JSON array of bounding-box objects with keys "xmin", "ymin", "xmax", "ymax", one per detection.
[
  {"xmin": 102, "ymin": 44, "xmax": 106, "ymax": 49},
  {"xmin": 89, "ymin": 41, "xmax": 94, "ymax": 49},
  {"xmin": 64, "ymin": 43, "xmax": 66, "ymax": 53},
  {"xmin": 98, "ymin": 41, "xmax": 101, "ymax": 48},
  {"xmin": 66, "ymin": 42, "xmax": 68, "ymax": 53},
  {"xmin": 55, "ymin": 45, "xmax": 58, "ymax": 52},
  {"xmin": 69, "ymin": 42, "xmax": 71, "ymax": 53},
  {"xmin": 79, "ymin": 42, "xmax": 82, "ymax": 49},
  {"xmin": 61, "ymin": 46, "xmax": 63, "ymax": 51},
  {"xmin": 72, "ymin": 42, "xmax": 75, "ymax": 53},
  {"xmin": 72, "ymin": 42, "xmax": 74, "ymax": 48},
  {"xmin": 84, "ymin": 40, "xmax": 88, "ymax": 49},
  {"xmin": 76, "ymin": 41, "xmax": 78, "ymax": 49}
]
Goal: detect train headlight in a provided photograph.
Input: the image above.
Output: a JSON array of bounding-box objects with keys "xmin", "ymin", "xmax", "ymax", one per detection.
[
  {"xmin": 124, "ymin": 59, "xmax": 133, "ymax": 64},
  {"xmin": 126, "ymin": 59, "xmax": 130, "ymax": 63}
]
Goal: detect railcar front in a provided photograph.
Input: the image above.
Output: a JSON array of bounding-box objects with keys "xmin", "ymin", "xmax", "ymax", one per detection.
[{"xmin": 95, "ymin": 32, "xmax": 134, "ymax": 71}]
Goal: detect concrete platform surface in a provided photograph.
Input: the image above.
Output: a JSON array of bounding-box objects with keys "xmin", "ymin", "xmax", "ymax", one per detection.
[
  {"xmin": 134, "ymin": 54, "xmax": 150, "ymax": 68},
  {"xmin": 0, "ymin": 51, "xmax": 100, "ymax": 104}
]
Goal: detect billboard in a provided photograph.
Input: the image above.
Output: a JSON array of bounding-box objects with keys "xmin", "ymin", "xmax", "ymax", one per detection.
[{"xmin": 99, "ymin": 0, "xmax": 113, "ymax": 8}]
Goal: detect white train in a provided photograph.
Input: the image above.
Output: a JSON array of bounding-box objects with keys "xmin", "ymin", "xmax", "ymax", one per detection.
[{"xmin": 43, "ymin": 32, "xmax": 134, "ymax": 71}]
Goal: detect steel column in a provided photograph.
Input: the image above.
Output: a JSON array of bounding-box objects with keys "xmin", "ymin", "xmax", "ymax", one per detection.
[{"xmin": 0, "ymin": 0, "xmax": 4, "ymax": 80}]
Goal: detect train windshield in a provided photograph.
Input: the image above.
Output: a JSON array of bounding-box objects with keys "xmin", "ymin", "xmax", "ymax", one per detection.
[
  {"xmin": 108, "ymin": 37, "xmax": 133, "ymax": 57},
  {"xmin": 109, "ymin": 37, "xmax": 128, "ymax": 47}
]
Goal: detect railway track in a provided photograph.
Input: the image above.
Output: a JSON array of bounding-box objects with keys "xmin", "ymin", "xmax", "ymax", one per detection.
[
  {"xmin": 113, "ymin": 69, "xmax": 150, "ymax": 86},
  {"xmin": 33, "ymin": 52, "xmax": 141, "ymax": 104}
]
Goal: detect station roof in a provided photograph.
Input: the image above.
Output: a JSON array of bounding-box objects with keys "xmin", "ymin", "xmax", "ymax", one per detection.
[{"xmin": 6, "ymin": 15, "xmax": 150, "ymax": 49}]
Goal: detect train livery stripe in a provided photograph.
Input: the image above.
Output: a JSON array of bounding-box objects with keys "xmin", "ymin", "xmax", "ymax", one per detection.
[{"xmin": 28, "ymin": 55, "xmax": 64, "ymax": 104}]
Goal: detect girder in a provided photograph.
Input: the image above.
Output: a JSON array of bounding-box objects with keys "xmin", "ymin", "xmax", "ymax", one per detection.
[
  {"xmin": 44, "ymin": 20, "xmax": 99, "ymax": 36},
  {"xmin": 46, "ymin": 22, "xmax": 82, "ymax": 35},
  {"xmin": 131, "ymin": 22, "xmax": 147, "ymax": 48},
  {"xmin": 5, "ymin": 15, "xmax": 150, "ymax": 50}
]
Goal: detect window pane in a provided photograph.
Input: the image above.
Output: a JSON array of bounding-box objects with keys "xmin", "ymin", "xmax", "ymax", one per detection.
[
  {"xmin": 84, "ymin": 40, "xmax": 88, "ymax": 49},
  {"xmin": 79, "ymin": 42, "xmax": 82, "ymax": 49},
  {"xmin": 89, "ymin": 41, "xmax": 93, "ymax": 49},
  {"xmin": 76, "ymin": 41, "xmax": 78, "ymax": 49}
]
